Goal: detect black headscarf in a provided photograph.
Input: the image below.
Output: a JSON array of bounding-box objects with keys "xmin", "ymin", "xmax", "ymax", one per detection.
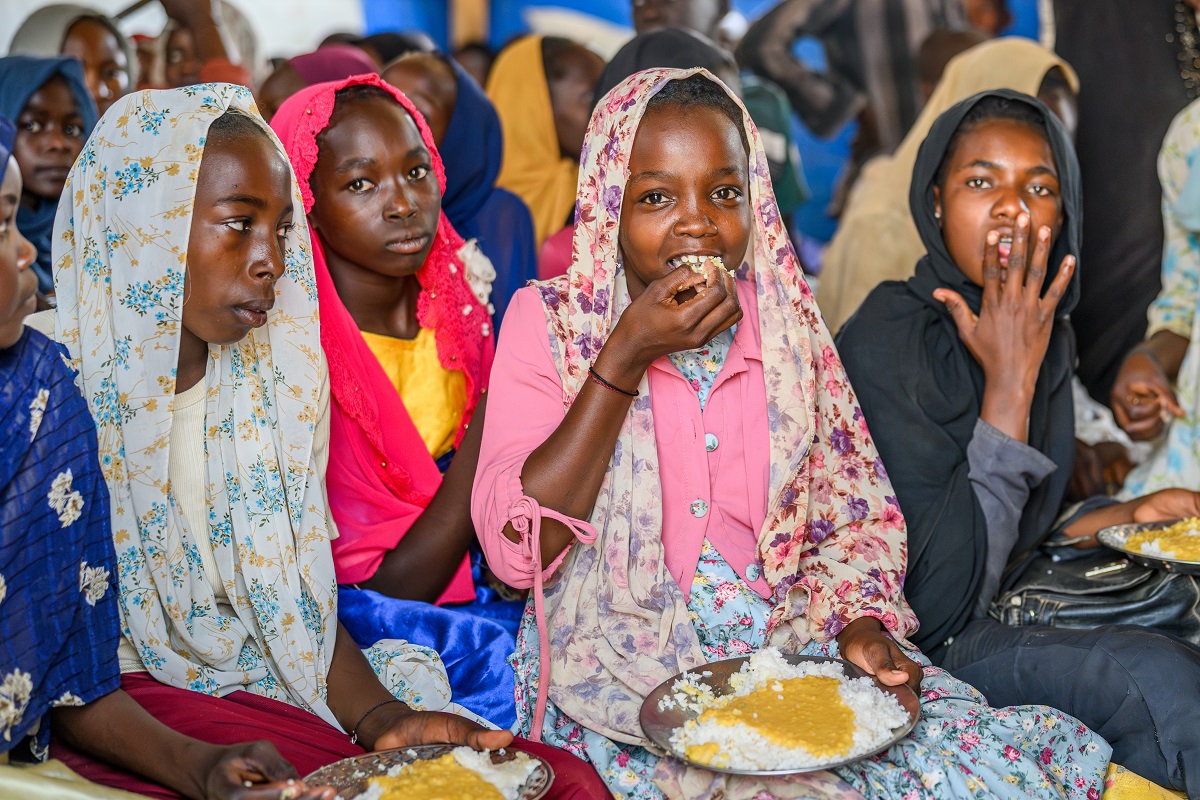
[
  {"xmin": 592, "ymin": 27, "xmax": 736, "ymax": 108},
  {"xmin": 835, "ymin": 89, "xmax": 1082, "ymax": 654}
]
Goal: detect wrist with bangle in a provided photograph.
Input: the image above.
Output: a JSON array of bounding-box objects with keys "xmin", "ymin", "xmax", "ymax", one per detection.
[
  {"xmin": 349, "ymin": 698, "xmax": 406, "ymax": 746},
  {"xmin": 588, "ymin": 364, "xmax": 639, "ymax": 398}
]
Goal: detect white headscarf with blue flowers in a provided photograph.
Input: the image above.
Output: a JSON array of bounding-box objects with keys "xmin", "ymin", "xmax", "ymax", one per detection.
[{"xmin": 51, "ymin": 84, "xmax": 340, "ymax": 725}]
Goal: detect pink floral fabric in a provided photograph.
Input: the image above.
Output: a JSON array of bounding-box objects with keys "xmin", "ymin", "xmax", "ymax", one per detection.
[{"xmin": 522, "ymin": 66, "xmax": 916, "ymax": 746}]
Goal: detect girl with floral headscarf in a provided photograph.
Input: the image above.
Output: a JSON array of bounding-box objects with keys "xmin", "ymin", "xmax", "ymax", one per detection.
[
  {"xmin": 472, "ymin": 68, "xmax": 1111, "ymax": 800},
  {"xmin": 35, "ymin": 83, "xmax": 610, "ymax": 799}
]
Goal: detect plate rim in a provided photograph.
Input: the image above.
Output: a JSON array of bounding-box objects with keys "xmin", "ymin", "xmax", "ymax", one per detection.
[
  {"xmin": 1097, "ymin": 519, "xmax": 1200, "ymax": 574},
  {"xmin": 638, "ymin": 653, "xmax": 920, "ymax": 776},
  {"xmin": 301, "ymin": 742, "xmax": 555, "ymax": 799}
]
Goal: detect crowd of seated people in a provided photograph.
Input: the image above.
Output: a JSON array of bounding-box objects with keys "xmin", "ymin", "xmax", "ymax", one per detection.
[{"xmin": 2, "ymin": 1, "xmax": 1200, "ymax": 798}]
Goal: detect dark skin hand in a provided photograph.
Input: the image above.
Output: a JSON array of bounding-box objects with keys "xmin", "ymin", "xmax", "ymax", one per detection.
[
  {"xmin": 1110, "ymin": 329, "xmax": 1188, "ymax": 441},
  {"xmin": 835, "ymin": 617, "xmax": 923, "ymax": 693},
  {"xmin": 1068, "ymin": 439, "xmax": 1134, "ymax": 501},
  {"xmin": 326, "ymin": 622, "xmax": 512, "ymax": 752},
  {"xmin": 1062, "ymin": 487, "xmax": 1200, "ymax": 547},
  {"xmin": 936, "ymin": 219, "xmax": 1075, "ymax": 441},
  {"xmin": 160, "ymin": 0, "xmax": 231, "ymax": 87},
  {"xmin": 52, "ymin": 690, "xmax": 336, "ymax": 800}
]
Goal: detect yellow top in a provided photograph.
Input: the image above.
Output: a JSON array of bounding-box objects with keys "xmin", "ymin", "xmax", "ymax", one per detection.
[{"xmin": 362, "ymin": 327, "xmax": 466, "ymax": 459}]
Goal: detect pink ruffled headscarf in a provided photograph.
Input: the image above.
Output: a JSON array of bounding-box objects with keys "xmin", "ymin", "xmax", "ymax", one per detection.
[{"xmin": 271, "ymin": 73, "xmax": 494, "ymax": 600}]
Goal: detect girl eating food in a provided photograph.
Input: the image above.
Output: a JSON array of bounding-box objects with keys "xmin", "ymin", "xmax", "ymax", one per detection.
[
  {"xmin": 472, "ymin": 67, "xmax": 1111, "ymax": 800},
  {"xmin": 40, "ymin": 83, "xmax": 604, "ymax": 799}
]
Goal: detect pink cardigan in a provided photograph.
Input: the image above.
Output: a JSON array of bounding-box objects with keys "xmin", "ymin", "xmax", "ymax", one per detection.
[{"xmin": 472, "ymin": 281, "xmax": 772, "ymax": 599}]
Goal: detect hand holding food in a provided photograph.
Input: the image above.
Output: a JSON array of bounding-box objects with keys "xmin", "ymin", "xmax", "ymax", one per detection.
[{"xmin": 605, "ymin": 256, "xmax": 742, "ymax": 373}]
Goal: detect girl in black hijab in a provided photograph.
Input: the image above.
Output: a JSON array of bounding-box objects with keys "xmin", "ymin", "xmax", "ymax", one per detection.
[{"xmin": 837, "ymin": 89, "xmax": 1200, "ymax": 794}]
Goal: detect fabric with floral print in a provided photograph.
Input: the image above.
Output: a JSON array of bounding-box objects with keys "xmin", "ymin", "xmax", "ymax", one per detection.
[
  {"xmin": 50, "ymin": 84, "xmax": 450, "ymax": 730},
  {"xmin": 1, "ymin": 329, "xmax": 121, "ymax": 756},
  {"xmin": 666, "ymin": 328, "xmax": 735, "ymax": 411},
  {"xmin": 686, "ymin": 539, "xmax": 771, "ymax": 660},
  {"xmin": 514, "ymin": 524, "xmax": 1110, "ymax": 799},
  {"xmin": 521, "ymin": 65, "xmax": 916, "ymax": 762},
  {"xmin": 1123, "ymin": 98, "xmax": 1200, "ymax": 496}
]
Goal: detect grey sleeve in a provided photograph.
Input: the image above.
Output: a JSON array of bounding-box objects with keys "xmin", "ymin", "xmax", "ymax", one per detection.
[{"xmin": 966, "ymin": 419, "xmax": 1058, "ymax": 616}]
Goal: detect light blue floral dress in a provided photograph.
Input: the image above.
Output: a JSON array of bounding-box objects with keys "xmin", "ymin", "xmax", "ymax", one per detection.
[{"xmin": 511, "ymin": 332, "xmax": 1111, "ymax": 800}]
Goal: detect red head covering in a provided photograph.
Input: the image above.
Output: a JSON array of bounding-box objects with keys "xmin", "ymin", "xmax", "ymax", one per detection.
[{"xmin": 271, "ymin": 73, "xmax": 493, "ymax": 600}]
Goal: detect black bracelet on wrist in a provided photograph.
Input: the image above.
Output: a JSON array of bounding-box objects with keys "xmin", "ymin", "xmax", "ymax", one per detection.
[
  {"xmin": 588, "ymin": 365, "xmax": 639, "ymax": 398},
  {"xmin": 350, "ymin": 698, "xmax": 404, "ymax": 745}
]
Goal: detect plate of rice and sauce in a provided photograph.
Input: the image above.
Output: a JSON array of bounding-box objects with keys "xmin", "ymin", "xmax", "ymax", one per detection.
[
  {"xmin": 303, "ymin": 744, "xmax": 553, "ymax": 800},
  {"xmin": 1098, "ymin": 518, "xmax": 1200, "ymax": 575},
  {"xmin": 640, "ymin": 649, "xmax": 920, "ymax": 775}
]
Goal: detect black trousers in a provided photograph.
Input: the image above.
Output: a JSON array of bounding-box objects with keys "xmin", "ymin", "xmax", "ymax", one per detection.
[{"xmin": 940, "ymin": 619, "xmax": 1200, "ymax": 797}]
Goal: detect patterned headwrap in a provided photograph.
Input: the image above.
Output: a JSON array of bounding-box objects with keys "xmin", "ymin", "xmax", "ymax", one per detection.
[
  {"xmin": 528, "ymin": 68, "xmax": 917, "ymax": 750},
  {"xmin": 272, "ymin": 72, "xmax": 493, "ymax": 447},
  {"xmin": 51, "ymin": 84, "xmax": 342, "ymax": 726}
]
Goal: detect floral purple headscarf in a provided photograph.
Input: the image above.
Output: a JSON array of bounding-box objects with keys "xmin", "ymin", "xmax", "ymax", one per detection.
[{"xmin": 526, "ymin": 67, "xmax": 918, "ymax": 760}]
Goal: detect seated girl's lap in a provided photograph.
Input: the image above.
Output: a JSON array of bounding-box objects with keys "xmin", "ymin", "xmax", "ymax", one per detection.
[
  {"xmin": 51, "ymin": 674, "xmax": 366, "ymax": 797},
  {"xmin": 54, "ymin": 674, "xmax": 607, "ymax": 800}
]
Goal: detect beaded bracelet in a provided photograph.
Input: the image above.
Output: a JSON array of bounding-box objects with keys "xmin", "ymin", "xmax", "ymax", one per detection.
[
  {"xmin": 350, "ymin": 698, "xmax": 403, "ymax": 745},
  {"xmin": 588, "ymin": 366, "xmax": 639, "ymax": 398}
]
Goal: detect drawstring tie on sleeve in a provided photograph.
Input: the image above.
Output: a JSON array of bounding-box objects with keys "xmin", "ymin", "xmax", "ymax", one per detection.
[{"xmin": 505, "ymin": 495, "xmax": 598, "ymax": 741}]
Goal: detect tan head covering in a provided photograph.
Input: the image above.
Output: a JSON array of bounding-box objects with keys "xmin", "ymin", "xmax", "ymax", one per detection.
[
  {"xmin": 487, "ymin": 35, "xmax": 580, "ymax": 248},
  {"xmin": 817, "ymin": 37, "xmax": 1078, "ymax": 332}
]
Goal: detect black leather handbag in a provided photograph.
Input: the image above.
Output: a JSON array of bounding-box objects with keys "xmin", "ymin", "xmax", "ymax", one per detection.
[{"xmin": 991, "ymin": 549, "xmax": 1200, "ymax": 646}]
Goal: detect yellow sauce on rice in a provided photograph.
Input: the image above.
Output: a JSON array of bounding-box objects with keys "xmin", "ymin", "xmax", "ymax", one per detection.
[
  {"xmin": 367, "ymin": 754, "xmax": 503, "ymax": 800},
  {"xmin": 1127, "ymin": 518, "xmax": 1200, "ymax": 561},
  {"xmin": 689, "ymin": 675, "xmax": 856, "ymax": 762}
]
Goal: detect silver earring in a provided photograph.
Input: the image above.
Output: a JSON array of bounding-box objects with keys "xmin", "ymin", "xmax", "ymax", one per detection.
[{"xmin": 934, "ymin": 209, "xmax": 942, "ymax": 220}]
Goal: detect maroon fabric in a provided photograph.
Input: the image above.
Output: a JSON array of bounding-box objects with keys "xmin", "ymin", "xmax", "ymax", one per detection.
[{"xmin": 52, "ymin": 673, "xmax": 609, "ymax": 799}]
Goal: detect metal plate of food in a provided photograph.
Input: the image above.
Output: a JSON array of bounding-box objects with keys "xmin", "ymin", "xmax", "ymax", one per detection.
[
  {"xmin": 302, "ymin": 743, "xmax": 554, "ymax": 799},
  {"xmin": 1097, "ymin": 519, "xmax": 1200, "ymax": 575},
  {"xmin": 639, "ymin": 653, "xmax": 920, "ymax": 776}
]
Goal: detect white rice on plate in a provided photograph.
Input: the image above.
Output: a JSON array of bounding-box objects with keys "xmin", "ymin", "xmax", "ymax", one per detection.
[
  {"xmin": 351, "ymin": 747, "xmax": 536, "ymax": 800},
  {"xmin": 660, "ymin": 648, "xmax": 910, "ymax": 770}
]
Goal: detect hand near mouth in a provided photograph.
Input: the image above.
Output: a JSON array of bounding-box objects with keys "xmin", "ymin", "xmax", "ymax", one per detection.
[
  {"xmin": 603, "ymin": 261, "xmax": 743, "ymax": 375},
  {"xmin": 668, "ymin": 257, "xmax": 724, "ymax": 305},
  {"xmin": 932, "ymin": 213, "xmax": 1076, "ymax": 443}
]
